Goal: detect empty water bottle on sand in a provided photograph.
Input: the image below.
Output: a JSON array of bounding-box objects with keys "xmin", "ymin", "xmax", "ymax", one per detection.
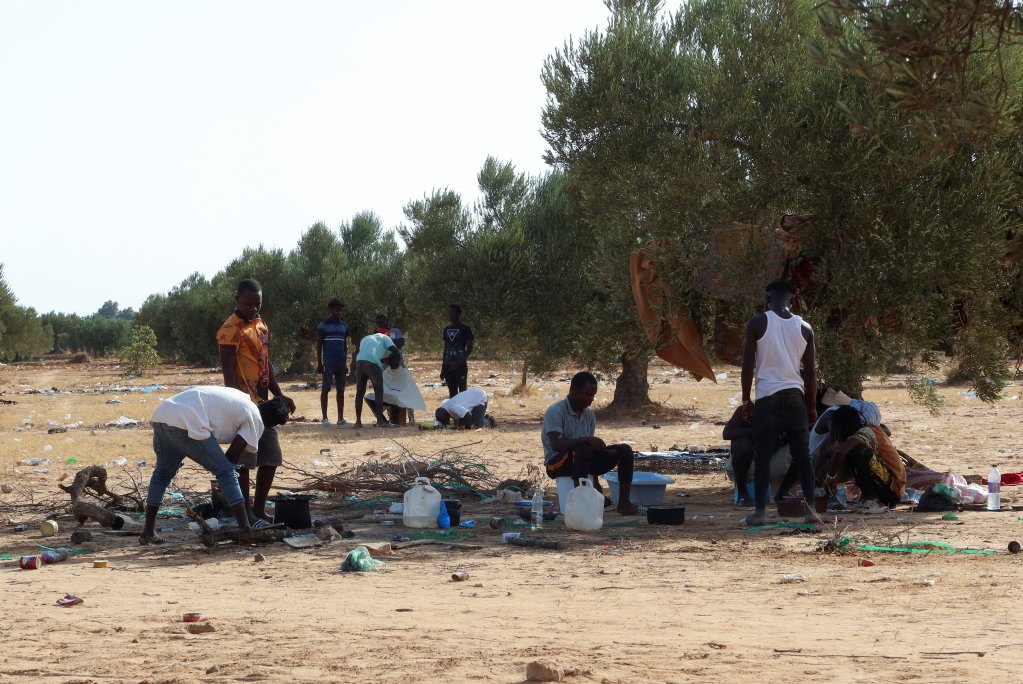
[
  {"xmin": 531, "ymin": 488, "xmax": 544, "ymax": 531},
  {"xmin": 988, "ymin": 465, "xmax": 1001, "ymax": 511},
  {"xmin": 41, "ymin": 548, "xmax": 70, "ymax": 564}
]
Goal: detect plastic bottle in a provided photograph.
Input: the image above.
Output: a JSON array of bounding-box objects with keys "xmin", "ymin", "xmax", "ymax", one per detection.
[
  {"xmin": 41, "ymin": 548, "xmax": 70, "ymax": 564},
  {"xmin": 564, "ymin": 477, "xmax": 605, "ymax": 531},
  {"xmin": 402, "ymin": 477, "xmax": 441, "ymax": 528},
  {"xmin": 987, "ymin": 465, "xmax": 1001, "ymax": 511},
  {"xmin": 530, "ymin": 488, "xmax": 544, "ymax": 531}
]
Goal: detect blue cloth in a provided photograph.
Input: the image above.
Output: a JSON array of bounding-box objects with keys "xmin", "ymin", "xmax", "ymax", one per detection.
[
  {"xmin": 147, "ymin": 422, "xmax": 244, "ymax": 508},
  {"xmin": 316, "ymin": 317, "xmax": 350, "ymax": 365}
]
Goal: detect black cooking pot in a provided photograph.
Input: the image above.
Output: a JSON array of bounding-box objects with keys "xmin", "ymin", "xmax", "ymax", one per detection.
[{"xmin": 646, "ymin": 506, "xmax": 685, "ymax": 525}]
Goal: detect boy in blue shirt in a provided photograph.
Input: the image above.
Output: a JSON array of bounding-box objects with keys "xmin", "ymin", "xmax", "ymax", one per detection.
[{"xmin": 316, "ymin": 298, "xmax": 351, "ymax": 425}]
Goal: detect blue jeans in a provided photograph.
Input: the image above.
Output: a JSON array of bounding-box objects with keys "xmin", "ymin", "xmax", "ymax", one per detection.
[
  {"xmin": 752, "ymin": 389, "xmax": 814, "ymax": 511},
  {"xmin": 148, "ymin": 422, "xmax": 245, "ymax": 508}
]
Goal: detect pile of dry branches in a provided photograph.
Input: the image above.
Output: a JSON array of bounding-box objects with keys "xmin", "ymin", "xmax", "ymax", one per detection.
[{"xmin": 286, "ymin": 440, "xmax": 502, "ymax": 499}]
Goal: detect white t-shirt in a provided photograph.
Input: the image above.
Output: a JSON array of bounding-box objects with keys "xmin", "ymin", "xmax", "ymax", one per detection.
[
  {"xmin": 151, "ymin": 386, "xmax": 264, "ymax": 452},
  {"xmin": 441, "ymin": 387, "xmax": 487, "ymax": 419}
]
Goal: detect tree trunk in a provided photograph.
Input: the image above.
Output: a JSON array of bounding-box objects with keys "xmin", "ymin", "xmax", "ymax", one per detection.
[
  {"xmin": 520, "ymin": 360, "xmax": 528, "ymax": 388},
  {"xmin": 610, "ymin": 354, "xmax": 652, "ymax": 409}
]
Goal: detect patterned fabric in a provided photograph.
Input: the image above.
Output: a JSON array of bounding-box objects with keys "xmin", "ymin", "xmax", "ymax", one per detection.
[
  {"xmin": 850, "ymin": 424, "xmax": 905, "ymax": 496},
  {"xmin": 216, "ymin": 312, "xmax": 270, "ymax": 402}
]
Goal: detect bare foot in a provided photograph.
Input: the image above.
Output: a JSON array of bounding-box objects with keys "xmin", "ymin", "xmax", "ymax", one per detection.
[{"xmin": 139, "ymin": 533, "xmax": 165, "ymax": 545}]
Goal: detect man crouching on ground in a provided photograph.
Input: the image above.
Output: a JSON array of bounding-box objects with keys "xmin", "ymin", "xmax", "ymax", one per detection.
[
  {"xmin": 542, "ymin": 371, "xmax": 637, "ymax": 515},
  {"xmin": 139, "ymin": 386, "xmax": 291, "ymax": 545}
]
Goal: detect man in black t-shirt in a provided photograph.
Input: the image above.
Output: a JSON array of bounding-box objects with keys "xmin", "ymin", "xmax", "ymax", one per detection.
[{"xmin": 440, "ymin": 304, "xmax": 474, "ymax": 398}]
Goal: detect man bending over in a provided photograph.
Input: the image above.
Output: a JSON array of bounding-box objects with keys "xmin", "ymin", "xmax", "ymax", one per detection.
[{"xmin": 140, "ymin": 386, "xmax": 290, "ymax": 544}]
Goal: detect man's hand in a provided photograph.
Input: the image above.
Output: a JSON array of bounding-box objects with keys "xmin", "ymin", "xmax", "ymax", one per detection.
[
  {"xmin": 589, "ymin": 436, "xmax": 607, "ymax": 451},
  {"xmin": 741, "ymin": 399, "xmax": 754, "ymax": 421},
  {"xmin": 316, "ymin": 363, "xmax": 323, "ymax": 374}
]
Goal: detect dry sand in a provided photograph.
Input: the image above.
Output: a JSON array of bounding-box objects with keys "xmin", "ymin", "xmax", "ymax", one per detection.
[{"xmin": 1, "ymin": 358, "xmax": 1022, "ymax": 683}]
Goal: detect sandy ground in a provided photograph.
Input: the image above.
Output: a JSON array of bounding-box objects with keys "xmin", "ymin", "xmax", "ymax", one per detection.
[{"xmin": 1, "ymin": 357, "xmax": 1022, "ymax": 684}]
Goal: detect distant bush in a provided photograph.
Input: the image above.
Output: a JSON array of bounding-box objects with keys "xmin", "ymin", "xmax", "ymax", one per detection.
[
  {"xmin": 68, "ymin": 352, "xmax": 90, "ymax": 364},
  {"xmin": 120, "ymin": 325, "xmax": 160, "ymax": 377}
]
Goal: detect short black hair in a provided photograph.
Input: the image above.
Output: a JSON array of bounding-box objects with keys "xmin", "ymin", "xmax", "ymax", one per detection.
[
  {"xmin": 257, "ymin": 396, "xmax": 290, "ymax": 427},
  {"xmin": 328, "ymin": 297, "xmax": 343, "ymax": 309},
  {"xmin": 569, "ymin": 371, "xmax": 598, "ymax": 392},
  {"xmin": 766, "ymin": 280, "xmax": 795, "ymax": 295},
  {"xmin": 375, "ymin": 313, "xmax": 388, "ymax": 321},
  {"xmin": 830, "ymin": 405, "xmax": 863, "ymax": 442},
  {"xmin": 448, "ymin": 304, "xmax": 462, "ymax": 316},
  {"xmin": 237, "ymin": 279, "xmax": 262, "ymax": 295}
]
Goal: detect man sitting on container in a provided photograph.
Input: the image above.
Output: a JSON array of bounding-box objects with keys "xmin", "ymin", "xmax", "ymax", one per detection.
[
  {"xmin": 435, "ymin": 386, "xmax": 492, "ymax": 428},
  {"xmin": 139, "ymin": 386, "xmax": 291, "ymax": 545},
  {"xmin": 722, "ymin": 404, "xmax": 791, "ymax": 507},
  {"xmin": 542, "ymin": 371, "xmax": 637, "ymax": 515}
]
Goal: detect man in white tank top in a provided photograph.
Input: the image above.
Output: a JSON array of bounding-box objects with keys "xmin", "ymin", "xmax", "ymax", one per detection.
[{"xmin": 740, "ymin": 280, "xmax": 819, "ymax": 527}]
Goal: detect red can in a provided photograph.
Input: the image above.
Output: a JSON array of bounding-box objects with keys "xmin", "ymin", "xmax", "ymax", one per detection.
[
  {"xmin": 858, "ymin": 558, "xmax": 875, "ymax": 567},
  {"xmin": 19, "ymin": 555, "xmax": 41, "ymax": 570}
]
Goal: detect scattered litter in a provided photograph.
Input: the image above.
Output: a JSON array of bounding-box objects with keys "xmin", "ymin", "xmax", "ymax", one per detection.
[
  {"xmin": 779, "ymin": 574, "xmax": 807, "ymax": 584},
  {"xmin": 56, "ymin": 594, "xmax": 83, "ymax": 607},
  {"xmin": 106, "ymin": 416, "xmax": 140, "ymax": 428},
  {"xmin": 341, "ymin": 546, "xmax": 385, "ymax": 572}
]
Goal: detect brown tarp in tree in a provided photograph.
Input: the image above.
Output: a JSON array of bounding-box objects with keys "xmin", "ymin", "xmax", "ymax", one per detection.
[{"xmin": 630, "ymin": 251, "xmax": 716, "ymax": 382}]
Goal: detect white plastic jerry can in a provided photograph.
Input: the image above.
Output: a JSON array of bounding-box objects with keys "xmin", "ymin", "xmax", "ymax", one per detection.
[
  {"xmin": 403, "ymin": 476, "xmax": 442, "ymax": 528},
  {"xmin": 564, "ymin": 477, "xmax": 604, "ymax": 531}
]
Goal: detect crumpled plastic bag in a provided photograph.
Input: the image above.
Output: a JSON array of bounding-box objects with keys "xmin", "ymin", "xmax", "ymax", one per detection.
[{"xmin": 341, "ymin": 546, "xmax": 385, "ymax": 572}]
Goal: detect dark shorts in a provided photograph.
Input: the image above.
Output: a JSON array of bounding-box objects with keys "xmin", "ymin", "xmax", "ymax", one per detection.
[
  {"xmin": 545, "ymin": 443, "xmax": 633, "ymax": 482},
  {"xmin": 322, "ymin": 361, "xmax": 346, "ymax": 393},
  {"xmin": 237, "ymin": 424, "xmax": 282, "ymax": 469}
]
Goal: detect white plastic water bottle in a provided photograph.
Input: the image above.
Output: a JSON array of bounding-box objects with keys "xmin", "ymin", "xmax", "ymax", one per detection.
[
  {"xmin": 531, "ymin": 488, "xmax": 544, "ymax": 531},
  {"xmin": 987, "ymin": 465, "xmax": 1001, "ymax": 511}
]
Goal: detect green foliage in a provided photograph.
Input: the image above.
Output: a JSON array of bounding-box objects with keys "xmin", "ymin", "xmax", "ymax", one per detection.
[
  {"xmin": 816, "ymin": 0, "xmax": 1023, "ymax": 152},
  {"xmin": 0, "ymin": 263, "xmax": 55, "ymax": 361},
  {"xmin": 540, "ymin": 0, "xmax": 1023, "ymax": 404},
  {"xmin": 120, "ymin": 325, "xmax": 160, "ymax": 377}
]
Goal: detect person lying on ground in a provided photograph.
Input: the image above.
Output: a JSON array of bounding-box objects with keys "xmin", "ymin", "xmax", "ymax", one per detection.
[
  {"xmin": 139, "ymin": 386, "xmax": 291, "ymax": 545},
  {"xmin": 435, "ymin": 387, "xmax": 492, "ymax": 428},
  {"xmin": 824, "ymin": 405, "xmax": 906, "ymax": 512},
  {"xmin": 316, "ymin": 297, "xmax": 351, "ymax": 426},
  {"xmin": 354, "ymin": 332, "xmax": 400, "ymax": 428},
  {"xmin": 722, "ymin": 405, "xmax": 790, "ymax": 508},
  {"xmin": 542, "ymin": 371, "xmax": 637, "ymax": 515},
  {"xmin": 217, "ymin": 278, "xmax": 296, "ymax": 523}
]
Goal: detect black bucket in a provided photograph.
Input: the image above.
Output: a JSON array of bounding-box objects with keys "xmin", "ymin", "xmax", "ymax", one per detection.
[
  {"xmin": 442, "ymin": 499, "xmax": 462, "ymax": 527},
  {"xmin": 270, "ymin": 494, "xmax": 313, "ymax": 529}
]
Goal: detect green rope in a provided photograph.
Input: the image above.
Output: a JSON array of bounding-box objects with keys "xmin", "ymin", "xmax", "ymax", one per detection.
[{"xmin": 854, "ymin": 541, "xmax": 995, "ymax": 555}]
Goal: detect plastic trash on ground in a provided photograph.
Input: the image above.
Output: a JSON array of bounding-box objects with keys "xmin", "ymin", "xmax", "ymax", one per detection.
[{"xmin": 341, "ymin": 546, "xmax": 385, "ymax": 572}]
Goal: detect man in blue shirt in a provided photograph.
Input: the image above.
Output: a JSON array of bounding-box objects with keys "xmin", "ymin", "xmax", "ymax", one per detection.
[{"xmin": 316, "ymin": 298, "xmax": 351, "ymax": 426}]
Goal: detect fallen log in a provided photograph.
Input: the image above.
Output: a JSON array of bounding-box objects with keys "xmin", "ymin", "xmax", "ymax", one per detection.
[
  {"xmin": 199, "ymin": 527, "xmax": 289, "ymax": 548},
  {"xmin": 59, "ymin": 465, "xmax": 142, "ymax": 528}
]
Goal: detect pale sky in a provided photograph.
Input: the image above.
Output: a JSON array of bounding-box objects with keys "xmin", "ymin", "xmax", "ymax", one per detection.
[{"xmin": 0, "ymin": 1, "xmax": 616, "ymax": 315}]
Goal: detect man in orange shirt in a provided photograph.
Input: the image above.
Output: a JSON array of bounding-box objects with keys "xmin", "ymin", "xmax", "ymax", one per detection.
[{"xmin": 217, "ymin": 279, "xmax": 295, "ymax": 523}]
